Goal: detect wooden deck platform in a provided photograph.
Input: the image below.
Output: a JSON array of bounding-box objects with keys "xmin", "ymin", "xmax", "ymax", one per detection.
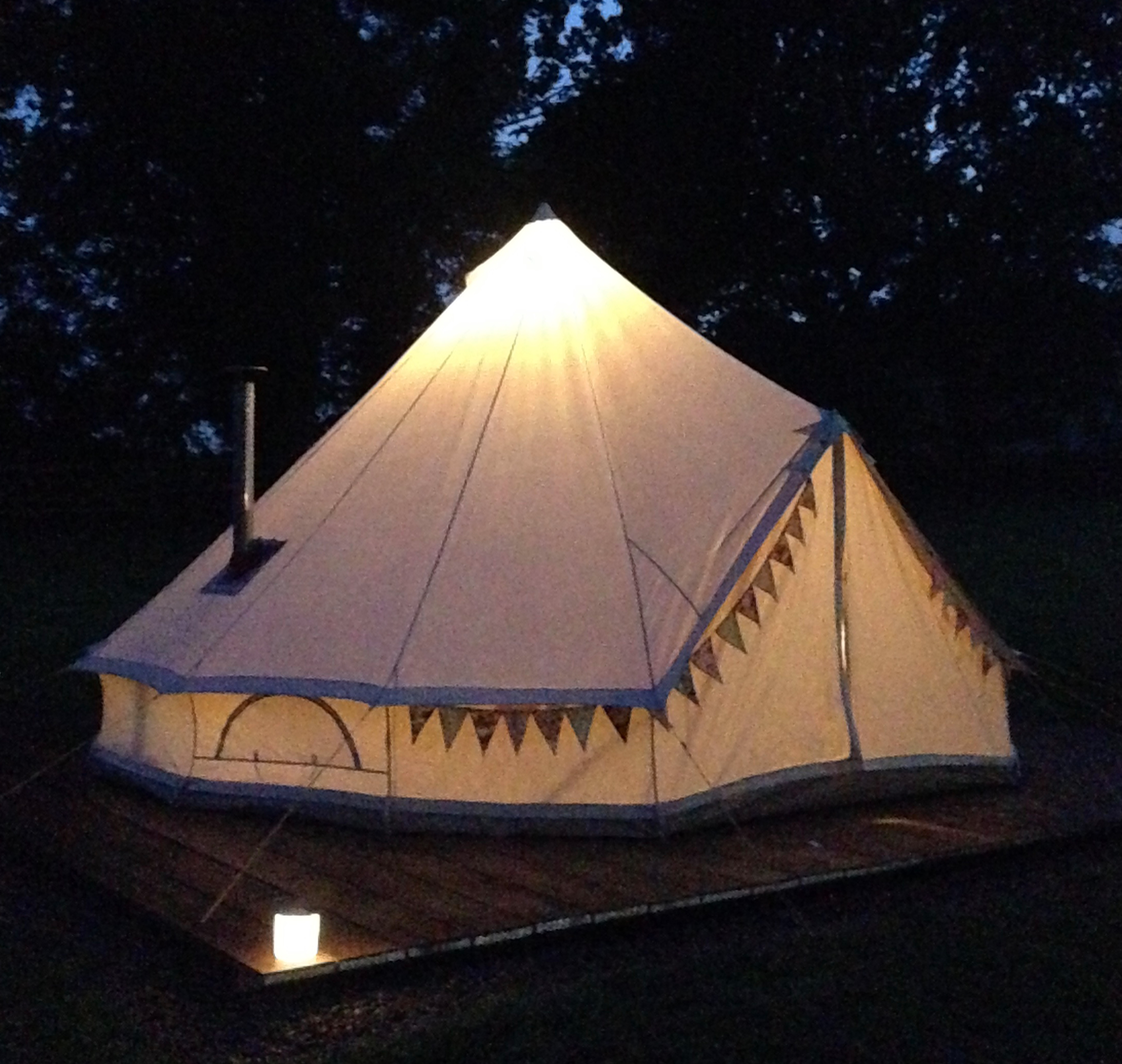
[{"xmin": 4, "ymin": 717, "xmax": 1122, "ymax": 987}]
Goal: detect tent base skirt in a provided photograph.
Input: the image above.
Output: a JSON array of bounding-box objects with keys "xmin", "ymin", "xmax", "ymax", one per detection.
[{"xmin": 89, "ymin": 745, "xmax": 1018, "ymax": 837}]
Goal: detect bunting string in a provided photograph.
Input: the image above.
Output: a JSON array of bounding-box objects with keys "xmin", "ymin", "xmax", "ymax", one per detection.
[
  {"xmin": 668, "ymin": 470, "xmax": 819, "ymax": 712},
  {"xmin": 407, "ymin": 703, "xmax": 640, "ymax": 755}
]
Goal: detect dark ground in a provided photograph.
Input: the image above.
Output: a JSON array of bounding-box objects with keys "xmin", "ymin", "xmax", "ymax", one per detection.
[{"xmin": 0, "ymin": 458, "xmax": 1120, "ymax": 1062}]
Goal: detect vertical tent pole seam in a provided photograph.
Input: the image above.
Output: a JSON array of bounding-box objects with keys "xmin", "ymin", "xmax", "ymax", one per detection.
[
  {"xmin": 384, "ymin": 314, "xmax": 526, "ymax": 687},
  {"xmin": 576, "ymin": 322, "xmax": 658, "ymax": 692},
  {"xmin": 833, "ymin": 434, "xmax": 863, "ymax": 762},
  {"xmin": 384, "ymin": 703, "xmax": 393, "ymax": 834},
  {"xmin": 171, "ymin": 692, "xmax": 200, "ymax": 804}
]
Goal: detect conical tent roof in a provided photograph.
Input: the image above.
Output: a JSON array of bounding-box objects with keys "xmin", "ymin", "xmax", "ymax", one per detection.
[{"xmin": 79, "ymin": 207, "xmax": 823, "ymax": 708}]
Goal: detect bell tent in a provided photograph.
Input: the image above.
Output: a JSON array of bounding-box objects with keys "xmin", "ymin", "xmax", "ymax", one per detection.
[{"xmin": 75, "ymin": 206, "xmax": 1016, "ymax": 834}]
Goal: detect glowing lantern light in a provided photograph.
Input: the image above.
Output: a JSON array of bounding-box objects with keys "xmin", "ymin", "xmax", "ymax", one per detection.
[{"xmin": 273, "ymin": 907, "xmax": 321, "ymax": 965}]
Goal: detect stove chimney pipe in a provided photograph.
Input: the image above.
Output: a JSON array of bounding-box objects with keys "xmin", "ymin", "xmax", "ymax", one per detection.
[{"xmin": 224, "ymin": 365, "xmax": 268, "ymax": 569}]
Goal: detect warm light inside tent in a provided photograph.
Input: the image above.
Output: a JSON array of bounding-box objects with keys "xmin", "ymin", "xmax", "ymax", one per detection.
[{"xmin": 273, "ymin": 909, "xmax": 320, "ymax": 965}]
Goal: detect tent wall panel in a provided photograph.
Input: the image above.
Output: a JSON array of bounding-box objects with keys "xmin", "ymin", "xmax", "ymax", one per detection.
[
  {"xmin": 96, "ymin": 675, "xmax": 195, "ymax": 777},
  {"xmin": 841, "ymin": 437, "xmax": 1012, "ymax": 761},
  {"xmin": 654, "ymin": 451, "xmax": 850, "ymax": 801}
]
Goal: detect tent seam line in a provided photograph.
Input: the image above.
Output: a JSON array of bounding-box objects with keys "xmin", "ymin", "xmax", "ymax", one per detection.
[
  {"xmin": 577, "ymin": 322, "xmax": 658, "ymax": 692},
  {"xmin": 651, "ymin": 433, "xmax": 831, "ymax": 704},
  {"xmin": 626, "ymin": 540, "xmax": 701, "ymax": 617},
  {"xmin": 186, "ymin": 337, "xmax": 466, "ymax": 676},
  {"xmin": 385, "ymin": 312, "xmax": 527, "ymax": 687},
  {"xmin": 250, "ymin": 341, "xmax": 417, "ymax": 502}
]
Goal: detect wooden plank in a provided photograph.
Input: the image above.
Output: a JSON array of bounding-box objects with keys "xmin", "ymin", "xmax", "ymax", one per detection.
[
  {"xmin": 343, "ymin": 837, "xmax": 583, "ymax": 927},
  {"xmin": 8, "ymin": 762, "xmax": 396, "ymax": 972},
  {"xmin": 452, "ymin": 836, "xmax": 657, "ymax": 912},
  {"xmin": 546, "ymin": 836, "xmax": 731, "ymax": 905},
  {"xmin": 268, "ymin": 828, "xmax": 473, "ymax": 944},
  {"xmin": 78, "ymin": 790, "xmax": 463, "ymax": 948},
  {"xmin": 691, "ymin": 823, "xmax": 857, "ymax": 883},
  {"xmin": 2, "ymin": 778, "xmax": 269, "ymax": 971},
  {"xmin": 412, "ymin": 836, "xmax": 631, "ymax": 914},
  {"xmin": 77, "ymin": 794, "xmax": 417, "ymax": 956},
  {"xmin": 636, "ymin": 828, "xmax": 796, "ymax": 893},
  {"xmin": 399, "ymin": 837, "xmax": 590, "ymax": 916}
]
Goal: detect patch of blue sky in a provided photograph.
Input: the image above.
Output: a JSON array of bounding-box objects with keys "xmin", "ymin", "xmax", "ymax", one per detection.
[
  {"xmin": 364, "ymin": 123, "xmax": 394, "ymax": 142},
  {"xmin": 334, "ymin": 1, "xmax": 389, "ymax": 42},
  {"xmin": 905, "ymin": 50, "xmax": 933, "ymax": 90},
  {"xmin": 496, "ymin": 0, "xmax": 628, "ymax": 154},
  {"xmin": 809, "ymin": 195, "xmax": 832, "ymax": 241},
  {"xmin": 2, "ymin": 85, "xmax": 43, "ymax": 133},
  {"xmin": 184, "ymin": 419, "xmax": 224, "ymax": 456}
]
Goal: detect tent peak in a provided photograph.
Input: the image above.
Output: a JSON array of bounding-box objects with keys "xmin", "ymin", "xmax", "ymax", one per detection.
[{"xmin": 530, "ymin": 202, "xmax": 558, "ymax": 223}]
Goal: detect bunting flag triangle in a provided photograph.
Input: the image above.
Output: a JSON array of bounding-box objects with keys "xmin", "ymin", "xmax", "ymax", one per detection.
[
  {"xmin": 604, "ymin": 706, "xmax": 631, "ymax": 743},
  {"xmin": 942, "ymin": 581, "xmax": 965, "ymax": 614},
  {"xmin": 714, "ymin": 611, "xmax": 745, "ymax": 652},
  {"xmin": 409, "ymin": 705, "xmax": 435, "ymax": 743},
  {"xmin": 438, "ymin": 706, "xmax": 468, "ymax": 750},
  {"xmin": 735, "ymin": 586, "xmax": 760, "ymax": 625},
  {"xmin": 690, "ymin": 637, "xmax": 722, "ymax": 682},
  {"xmin": 798, "ymin": 479, "xmax": 817, "ymax": 515},
  {"xmin": 566, "ymin": 705, "xmax": 596, "ymax": 750},
  {"xmin": 674, "ymin": 665, "xmax": 700, "ymax": 705},
  {"xmin": 533, "ymin": 707, "xmax": 565, "ymax": 753},
  {"xmin": 504, "ymin": 709, "xmax": 529, "ymax": 753},
  {"xmin": 928, "ymin": 559, "xmax": 950, "ymax": 599},
  {"xmin": 752, "ymin": 559, "xmax": 778, "ymax": 600},
  {"xmin": 785, "ymin": 507, "xmax": 805, "ymax": 544},
  {"xmin": 769, "ymin": 535, "xmax": 795, "ymax": 572},
  {"xmin": 954, "ymin": 607, "xmax": 969, "ymax": 634},
  {"xmin": 470, "ymin": 708, "xmax": 500, "ymax": 753},
  {"xmin": 981, "ymin": 647, "xmax": 997, "ymax": 676},
  {"xmin": 649, "ymin": 705, "xmax": 671, "ymax": 729}
]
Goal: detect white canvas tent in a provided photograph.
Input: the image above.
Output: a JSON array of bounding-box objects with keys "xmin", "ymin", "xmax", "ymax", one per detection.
[{"xmin": 76, "ymin": 206, "xmax": 1016, "ymax": 834}]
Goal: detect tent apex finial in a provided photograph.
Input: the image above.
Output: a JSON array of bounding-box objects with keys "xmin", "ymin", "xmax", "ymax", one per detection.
[{"xmin": 531, "ymin": 202, "xmax": 557, "ymax": 223}]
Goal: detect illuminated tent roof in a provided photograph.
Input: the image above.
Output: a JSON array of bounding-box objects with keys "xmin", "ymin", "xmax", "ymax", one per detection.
[{"xmin": 79, "ymin": 206, "xmax": 824, "ymax": 709}]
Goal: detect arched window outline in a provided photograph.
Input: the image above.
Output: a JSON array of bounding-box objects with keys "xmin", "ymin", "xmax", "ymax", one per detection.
[{"xmin": 215, "ymin": 694, "xmax": 362, "ymax": 769}]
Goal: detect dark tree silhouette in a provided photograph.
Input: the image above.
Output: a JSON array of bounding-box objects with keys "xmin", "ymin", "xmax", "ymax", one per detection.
[
  {"xmin": 1, "ymin": 0, "xmax": 1119, "ymax": 482},
  {"xmin": 522, "ymin": 0, "xmax": 1122, "ymax": 473}
]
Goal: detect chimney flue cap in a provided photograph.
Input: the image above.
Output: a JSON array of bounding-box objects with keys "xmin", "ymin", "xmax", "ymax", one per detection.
[{"xmin": 222, "ymin": 365, "xmax": 269, "ymax": 381}]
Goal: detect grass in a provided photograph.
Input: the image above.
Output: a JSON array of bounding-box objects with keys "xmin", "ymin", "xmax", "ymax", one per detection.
[{"xmin": 0, "ymin": 466, "xmax": 1120, "ymax": 1062}]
